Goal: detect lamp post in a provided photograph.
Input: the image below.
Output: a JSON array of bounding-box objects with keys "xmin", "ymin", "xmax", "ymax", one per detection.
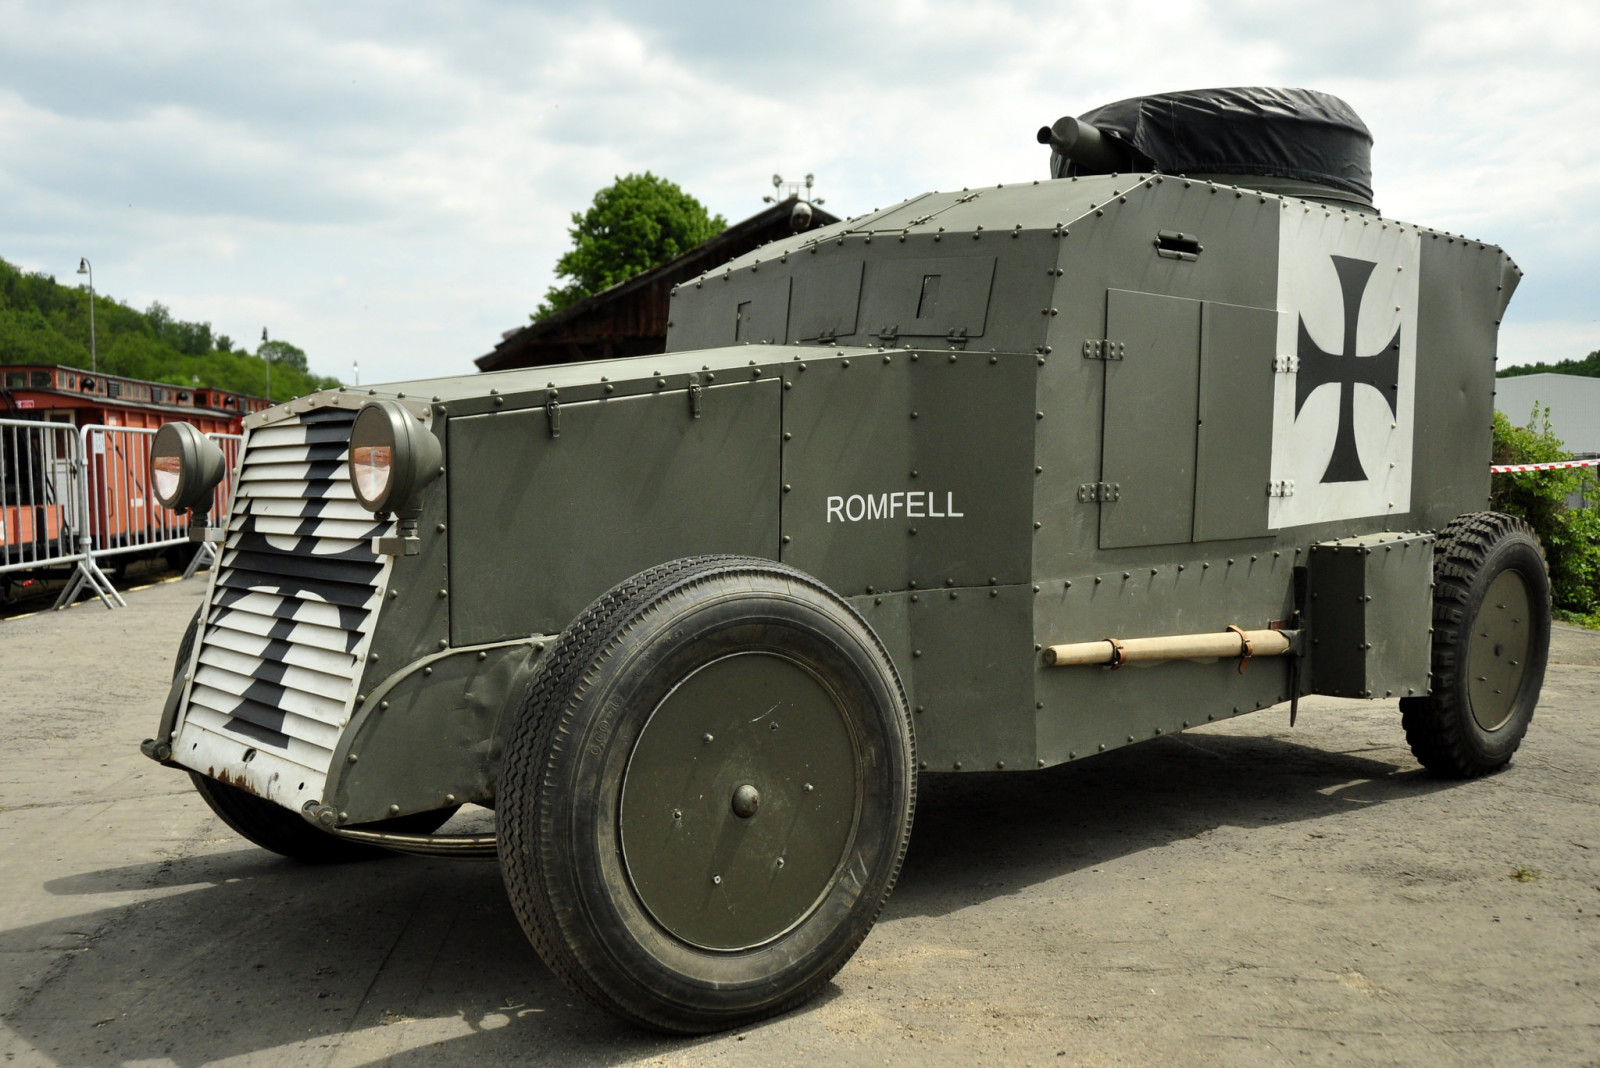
[
  {"xmin": 76, "ymin": 258, "xmax": 96, "ymax": 374},
  {"xmin": 261, "ymin": 327, "xmax": 270, "ymax": 402}
]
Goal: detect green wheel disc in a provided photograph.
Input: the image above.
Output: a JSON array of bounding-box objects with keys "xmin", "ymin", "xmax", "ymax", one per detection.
[
  {"xmin": 620, "ymin": 652, "xmax": 860, "ymax": 951},
  {"xmin": 1466, "ymin": 569, "xmax": 1534, "ymax": 733}
]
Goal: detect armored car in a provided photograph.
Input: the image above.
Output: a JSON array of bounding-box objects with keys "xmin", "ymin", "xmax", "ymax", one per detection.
[{"xmin": 143, "ymin": 87, "xmax": 1546, "ymax": 1033}]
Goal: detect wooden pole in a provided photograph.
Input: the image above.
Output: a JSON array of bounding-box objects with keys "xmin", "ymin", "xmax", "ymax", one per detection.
[{"xmin": 1042, "ymin": 628, "xmax": 1292, "ymax": 668}]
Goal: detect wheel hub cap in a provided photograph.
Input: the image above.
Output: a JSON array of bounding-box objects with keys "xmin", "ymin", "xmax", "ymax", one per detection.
[
  {"xmin": 619, "ymin": 652, "xmax": 859, "ymax": 951},
  {"xmin": 1467, "ymin": 569, "xmax": 1534, "ymax": 732}
]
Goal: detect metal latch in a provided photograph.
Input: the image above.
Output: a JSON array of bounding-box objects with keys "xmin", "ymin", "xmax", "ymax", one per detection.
[
  {"xmin": 946, "ymin": 326, "xmax": 968, "ymax": 345},
  {"xmin": 1267, "ymin": 479, "xmax": 1296, "ymax": 498},
  {"xmin": 1082, "ymin": 339, "xmax": 1125, "ymax": 360},
  {"xmin": 877, "ymin": 324, "xmax": 899, "ymax": 345},
  {"xmin": 545, "ymin": 391, "xmax": 560, "ymax": 438},
  {"xmin": 187, "ymin": 522, "xmax": 226, "ymax": 544},
  {"xmin": 1273, "ymin": 354, "xmax": 1300, "ymax": 373},
  {"xmin": 1077, "ymin": 482, "xmax": 1121, "ymax": 503},
  {"xmin": 373, "ymin": 534, "xmax": 421, "ymax": 556},
  {"xmin": 688, "ymin": 373, "xmax": 703, "ymax": 419}
]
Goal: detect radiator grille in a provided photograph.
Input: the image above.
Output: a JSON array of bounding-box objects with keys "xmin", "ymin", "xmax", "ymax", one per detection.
[{"xmin": 173, "ymin": 408, "xmax": 393, "ymax": 809}]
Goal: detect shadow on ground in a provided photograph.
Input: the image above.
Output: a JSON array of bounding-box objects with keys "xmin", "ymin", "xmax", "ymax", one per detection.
[{"xmin": 3, "ymin": 728, "xmax": 1451, "ymax": 1065}]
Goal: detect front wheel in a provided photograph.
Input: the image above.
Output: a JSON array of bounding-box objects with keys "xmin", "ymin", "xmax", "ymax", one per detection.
[
  {"xmin": 1400, "ymin": 512, "xmax": 1551, "ymax": 777},
  {"xmin": 498, "ymin": 556, "xmax": 916, "ymax": 1033}
]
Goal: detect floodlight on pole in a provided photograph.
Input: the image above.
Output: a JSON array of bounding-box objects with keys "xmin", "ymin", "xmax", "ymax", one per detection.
[{"xmin": 77, "ymin": 258, "xmax": 96, "ymax": 374}]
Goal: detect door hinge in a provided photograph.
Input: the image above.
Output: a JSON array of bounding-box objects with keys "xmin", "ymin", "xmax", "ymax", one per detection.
[
  {"xmin": 1082, "ymin": 339, "xmax": 1125, "ymax": 360},
  {"xmin": 946, "ymin": 326, "xmax": 969, "ymax": 346},
  {"xmin": 1077, "ymin": 481, "xmax": 1121, "ymax": 503},
  {"xmin": 688, "ymin": 374, "xmax": 703, "ymax": 419},
  {"xmin": 877, "ymin": 324, "xmax": 899, "ymax": 345},
  {"xmin": 545, "ymin": 391, "xmax": 561, "ymax": 438},
  {"xmin": 1273, "ymin": 354, "xmax": 1300, "ymax": 373},
  {"xmin": 1267, "ymin": 479, "xmax": 1295, "ymax": 497}
]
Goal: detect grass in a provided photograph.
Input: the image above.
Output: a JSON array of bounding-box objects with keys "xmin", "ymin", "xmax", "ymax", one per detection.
[
  {"xmin": 1510, "ymin": 866, "xmax": 1541, "ymax": 883},
  {"xmin": 1554, "ymin": 608, "xmax": 1600, "ymax": 631}
]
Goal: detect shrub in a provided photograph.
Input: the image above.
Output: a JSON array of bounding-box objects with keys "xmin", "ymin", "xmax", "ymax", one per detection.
[{"xmin": 1491, "ymin": 406, "xmax": 1600, "ymax": 617}]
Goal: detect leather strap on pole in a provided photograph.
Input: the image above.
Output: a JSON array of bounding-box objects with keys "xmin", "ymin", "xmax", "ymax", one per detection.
[{"xmin": 1227, "ymin": 625, "xmax": 1253, "ymax": 674}]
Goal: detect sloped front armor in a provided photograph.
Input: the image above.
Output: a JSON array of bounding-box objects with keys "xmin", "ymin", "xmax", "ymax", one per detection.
[{"xmin": 172, "ymin": 408, "xmax": 393, "ymax": 810}]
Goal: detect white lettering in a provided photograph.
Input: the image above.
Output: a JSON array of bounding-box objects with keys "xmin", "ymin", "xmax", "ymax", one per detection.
[{"xmin": 823, "ymin": 490, "xmax": 967, "ymax": 521}]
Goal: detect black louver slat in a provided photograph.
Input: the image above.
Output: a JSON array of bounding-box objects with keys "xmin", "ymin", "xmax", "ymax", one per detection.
[{"xmin": 182, "ymin": 408, "xmax": 393, "ymax": 768}]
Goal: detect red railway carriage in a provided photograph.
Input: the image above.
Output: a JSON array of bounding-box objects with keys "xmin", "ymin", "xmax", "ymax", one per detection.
[
  {"xmin": 1, "ymin": 365, "xmax": 266, "ymax": 575},
  {"xmin": 0, "ymin": 365, "xmax": 266, "ymax": 433}
]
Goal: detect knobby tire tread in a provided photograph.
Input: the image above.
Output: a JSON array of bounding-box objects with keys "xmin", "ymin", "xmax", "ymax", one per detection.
[
  {"xmin": 499, "ymin": 555, "xmax": 915, "ymax": 1033},
  {"xmin": 1400, "ymin": 511, "xmax": 1549, "ymax": 778}
]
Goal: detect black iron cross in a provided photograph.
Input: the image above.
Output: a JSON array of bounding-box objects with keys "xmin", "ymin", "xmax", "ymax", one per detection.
[{"xmin": 1295, "ymin": 255, "xmax": 1401, "ymax": 483}]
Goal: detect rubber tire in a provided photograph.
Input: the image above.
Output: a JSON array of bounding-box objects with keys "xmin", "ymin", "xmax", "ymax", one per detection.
[
  {"xmin": 174, "ymin": 610, "xmax": 458, "ymax": 861},
  {"xmin": 498, "ymin": 556, "xmax": 916, "ymax": 1034},
  {"xmin": 1399, "ymin": 512, "xmax": 1551, "ymax": 777}
]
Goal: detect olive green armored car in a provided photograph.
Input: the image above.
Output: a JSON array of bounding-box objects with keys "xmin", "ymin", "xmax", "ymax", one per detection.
[{"xmin": 143, "ymin": 87, "xmax": 1545, "ymax": 1033}]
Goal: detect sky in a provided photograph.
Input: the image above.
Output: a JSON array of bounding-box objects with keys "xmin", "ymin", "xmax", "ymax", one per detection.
[{"xmin": 2, "ymin": 0, "xmax": 1596, "ymax": 384}]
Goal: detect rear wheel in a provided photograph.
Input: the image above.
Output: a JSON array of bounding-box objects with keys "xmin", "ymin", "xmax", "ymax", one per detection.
[
  {"xmin": 1400, "ymin": 512, "xmax": 1551, "ymax": 777},
  {"xmin": 499, "ymin": 556, "xmax": 915, "ymax": 1033}
]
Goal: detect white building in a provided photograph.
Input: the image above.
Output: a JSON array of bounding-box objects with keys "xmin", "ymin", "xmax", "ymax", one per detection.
[{"xmin": 1494, "ymin": 373, "xmax": 1600, "ymax": 456}]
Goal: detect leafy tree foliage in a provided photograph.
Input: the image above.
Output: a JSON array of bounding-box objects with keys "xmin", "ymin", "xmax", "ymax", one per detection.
[
  {"xmin": 1491, "ymin": 405, "xmax": 1600, "ymax": 620},
  {"xmin": 534, "ymin": 173, "xmax": 726, "ymax": 319},
  {"xmin": 1497, "ymin": 349, "xmax": 1600, "ymax": 379},
  {"xmin": 0, "ymin": 257, "xmax": 340, "ymax": 402}
]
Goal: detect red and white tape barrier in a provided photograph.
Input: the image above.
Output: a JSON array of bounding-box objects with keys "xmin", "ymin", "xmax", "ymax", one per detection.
[{"xmin": 1489, "ymin": 458, "xmax": 1600, "ymax": 473}]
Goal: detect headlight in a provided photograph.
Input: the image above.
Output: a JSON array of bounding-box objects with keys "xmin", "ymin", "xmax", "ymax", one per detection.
[
  {"xmin": 348, "ymin": 400, "xmax": 442, "ymax": 516},
  {"xmin": 151, "ymin": 422, "xmax": 228, "ymax": 513}
]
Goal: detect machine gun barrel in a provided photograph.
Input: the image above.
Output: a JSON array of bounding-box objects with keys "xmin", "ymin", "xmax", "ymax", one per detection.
[{"xmin": 1036, "ymin": 115, "xmax": 1129, "ymax": 176}]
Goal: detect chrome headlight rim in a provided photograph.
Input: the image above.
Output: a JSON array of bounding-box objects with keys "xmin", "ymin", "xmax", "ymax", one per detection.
[
  {"xmin": 151, "ymin": 421, "xmax": 227, "ymax": 513},
  {"xmin": 348, "ymin": 400, "xmax": 441, "ymax": 516}
]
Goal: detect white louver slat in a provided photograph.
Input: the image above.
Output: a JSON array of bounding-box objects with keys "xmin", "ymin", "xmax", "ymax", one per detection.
[{"xmin": 171, "ymin": 409, "xmax": 396, "ymax": 810}]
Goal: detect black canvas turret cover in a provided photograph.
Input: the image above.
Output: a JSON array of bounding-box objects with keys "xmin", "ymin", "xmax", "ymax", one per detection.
[{"xmin": 1079, "ymin": 87, "xmax": 1373, "ymax": 202}]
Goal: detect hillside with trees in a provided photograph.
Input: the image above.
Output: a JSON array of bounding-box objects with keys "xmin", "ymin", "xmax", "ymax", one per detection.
[
  {"xmin": 0, "ymin": 256, "xmax": 340, "ymax": 402},
  {"xmin": 1497, "ymin": 350, "xmax": 1600, "ymax": 379}
]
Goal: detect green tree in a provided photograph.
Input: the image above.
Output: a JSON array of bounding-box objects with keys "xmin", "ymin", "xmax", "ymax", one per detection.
[
  {"xmin": 1491, "ymin": 405, "xmax": 1600, "ymax": 619},
  {"xmin": 1497, "ymin": 349, "xmax": 1600, "ymax": 379},
  {"xmin": 534, "ymin": 173, "xmax": 726, "ymax": 319},
  {"xmin": 259, "ymin": 339, "xmax": 308, "ymax": 373}
]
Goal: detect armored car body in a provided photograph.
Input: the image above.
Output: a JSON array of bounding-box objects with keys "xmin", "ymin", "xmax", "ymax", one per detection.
[{"xmin": 144, "ymin": 88, "xmax": 1546, "ymax": 1033}]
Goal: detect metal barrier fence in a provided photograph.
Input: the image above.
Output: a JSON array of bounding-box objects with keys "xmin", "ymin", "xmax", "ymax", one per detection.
[
  {"xmin": 1, "ymin": 420, "xmax": 242, "ymax": 611},
  {"xmin": 1, "ymin": 418, "xmax": 85, "ymax": 575}
]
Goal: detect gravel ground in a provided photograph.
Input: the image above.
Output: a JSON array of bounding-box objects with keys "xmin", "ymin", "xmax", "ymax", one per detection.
[{"xmin": 1, "ymin": 577, "xmax": 1596, "ymax": 1067}]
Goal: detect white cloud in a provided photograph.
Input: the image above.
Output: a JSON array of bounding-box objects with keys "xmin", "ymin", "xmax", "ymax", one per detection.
[{"xmin": 1, "ymin": 0, "xmax": 1595, "ymax": 382}]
